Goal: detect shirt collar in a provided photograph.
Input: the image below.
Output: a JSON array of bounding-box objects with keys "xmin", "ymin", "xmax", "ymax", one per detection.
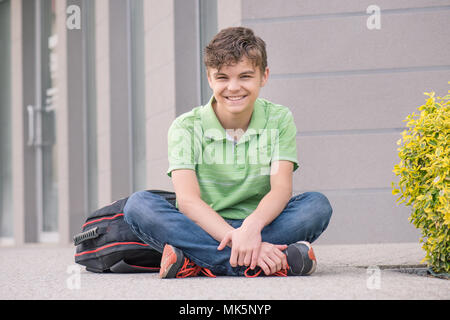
[{"xmin": 201, "ymin": 95, "xmax": 266, "ymax": 143}]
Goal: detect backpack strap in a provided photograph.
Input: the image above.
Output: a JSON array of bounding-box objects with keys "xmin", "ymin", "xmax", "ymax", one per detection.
[{"xmin": 109, "ymin": 259, "xmax": 160, "ymax": 273}]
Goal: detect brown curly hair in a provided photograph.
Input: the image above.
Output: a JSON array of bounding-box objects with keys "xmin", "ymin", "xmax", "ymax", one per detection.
[{"xmin": 204, "ymin": 27, "xmax": 267, "ymax": 74}]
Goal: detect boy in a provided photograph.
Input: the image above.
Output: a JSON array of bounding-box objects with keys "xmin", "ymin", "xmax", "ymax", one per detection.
[{"xmin": 124, "ymin": 27, "xmax": 332, "ymax": 278}]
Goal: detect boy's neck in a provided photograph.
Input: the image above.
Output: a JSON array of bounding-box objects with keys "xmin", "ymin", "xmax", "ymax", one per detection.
[{"xmin": 211, "ymin": 100, "xmax": 253, "ymax": 134}]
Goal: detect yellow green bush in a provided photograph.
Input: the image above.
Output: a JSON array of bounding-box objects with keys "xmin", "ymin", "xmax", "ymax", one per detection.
[{"xmin": 392, "ymin": 85, "xmax": 450, "ymax": 273}]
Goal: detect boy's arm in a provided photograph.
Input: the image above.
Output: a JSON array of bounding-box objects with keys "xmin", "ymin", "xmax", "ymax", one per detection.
[
  {"xmin": 171, "ymin": 169, "xmax": 234, "ymax": 243},
  {"xmin": 218, "ymin": 160, "xmax": 294, "ymax": 269},
  {"xmin": 244, "ymin": 160, "xmax": 293, "ymax": 229}
]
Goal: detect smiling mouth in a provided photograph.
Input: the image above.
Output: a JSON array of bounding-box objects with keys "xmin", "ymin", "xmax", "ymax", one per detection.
[{"xmin": 225, "ymin": 95, "xmax": 247, "ymax": 102}]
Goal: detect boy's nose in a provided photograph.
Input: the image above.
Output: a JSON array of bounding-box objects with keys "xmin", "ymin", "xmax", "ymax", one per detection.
[{"xmin": 227, "ymin": 79, "xmax": 241, "ymax": 91}]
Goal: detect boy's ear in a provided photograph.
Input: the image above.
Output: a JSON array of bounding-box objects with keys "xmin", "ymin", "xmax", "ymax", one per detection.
[
  {"xmin": 206, "ymin": 68, "xmax": 214, "ymax": 89},
  {"xmin": 260, "ymin": 67, "xmax": 269, "ymax": 87}
]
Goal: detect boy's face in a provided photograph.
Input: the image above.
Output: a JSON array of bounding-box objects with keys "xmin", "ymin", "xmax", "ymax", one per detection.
[{"xmin": 207, "ymin": 57, "xmax": 269, "ymax": 117}]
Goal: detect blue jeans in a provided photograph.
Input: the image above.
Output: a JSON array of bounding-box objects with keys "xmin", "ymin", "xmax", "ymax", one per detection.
[{"xmin": 123, "ymin": 191, "xmax": 332, "ymax": 276}]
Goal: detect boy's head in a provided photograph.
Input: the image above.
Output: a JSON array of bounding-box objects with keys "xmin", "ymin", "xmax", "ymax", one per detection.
[{"xmin": 204, "ymin": 27, "xmax": 267, "ymax": 75}]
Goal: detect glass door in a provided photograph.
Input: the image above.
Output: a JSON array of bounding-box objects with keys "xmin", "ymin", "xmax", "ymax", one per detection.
[{"xmin": 28, "ymin": 0, "xmax": 59, "ymax": 242}]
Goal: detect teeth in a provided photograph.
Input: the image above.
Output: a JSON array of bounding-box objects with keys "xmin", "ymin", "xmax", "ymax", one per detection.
[{"xmin": 227, "ymin": 96, "xmax": 245, "ymax": 101}]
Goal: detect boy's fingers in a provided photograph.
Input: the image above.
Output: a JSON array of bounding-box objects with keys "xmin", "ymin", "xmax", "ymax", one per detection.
[
  {"xmin": 274, "ymin": 244, "xmax": 288, "ymax": 251},
  {"xmin": 282, "ymin": 254, "xmax": 288, "ymax": 270},
  {"xmin": 237, "ymin": 250, "xmax": 245, "ymax": 266},
  {"xmin": 270, "ymin": 252, "xmax": 282, "ymax": 272},
  {"xmin": 243, "ymin": 250, "xmax": 252, "ymax": 267},
  {"xmin": 274, "ymin": 246, "xmax": 288, "ymax": 270},
  {"xmin": 217, "ymin": 239, "xmax": 225, "ymax": 251},
  {"xmin": 264, "ymin": 256, "xmax": 276, "ymax": 275},
  {"xmin": 250, "ymin": 249, "xmax": 259, "ymax": 269},
  {"xmin": 259, "ymin": 260, "xmax": 270, "ymax": 276},
  {"xmin": 217, "ymin": 234, "xmax": 231, "ymax": 251},
  {"xmin": 238, "ymin": 249, "xmax": 251, "ymax": 266},
  {"xmin": 229, "ymin": 247, "xmax": 238, "ymax": 267}
]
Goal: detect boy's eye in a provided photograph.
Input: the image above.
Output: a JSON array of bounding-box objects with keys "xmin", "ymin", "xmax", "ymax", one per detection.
[{"xmin": 215, "ymin": 75, "xmax": 252, "ymax": 80}]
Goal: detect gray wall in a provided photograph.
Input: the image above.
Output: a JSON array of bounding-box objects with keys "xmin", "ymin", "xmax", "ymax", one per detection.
[
  {"xmin": 239, "ymin": 0, "xmax": 450, "ymax": 243},
  {"xmin": 4, "ymin": 0, "xmax": 449, "ymax": 245}
]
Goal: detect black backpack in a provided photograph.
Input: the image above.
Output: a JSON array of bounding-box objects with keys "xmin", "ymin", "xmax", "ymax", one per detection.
[{"xmin": 74, "ymin": 190, "xmax": 176, "ymax": 273}]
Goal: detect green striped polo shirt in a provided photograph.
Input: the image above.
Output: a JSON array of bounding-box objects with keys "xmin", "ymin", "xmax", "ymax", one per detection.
[{"xmin": 167, "ymin": 96, "xmax": 299, "ymax": 220}]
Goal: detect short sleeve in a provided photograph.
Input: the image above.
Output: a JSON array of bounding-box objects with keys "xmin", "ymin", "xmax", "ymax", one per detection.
[
  {"xmin": 271, "ymin": 110, "xmax": 299, "ymax": 172},
  {"xmin": 167, "ymin": 120, "xmax": 196, "ymax": 177}
]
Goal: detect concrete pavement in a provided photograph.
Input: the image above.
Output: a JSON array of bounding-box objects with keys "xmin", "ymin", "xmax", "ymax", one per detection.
[{"xmin": 0, "ymin": 242, "xmax": 448, "ymax": 300}]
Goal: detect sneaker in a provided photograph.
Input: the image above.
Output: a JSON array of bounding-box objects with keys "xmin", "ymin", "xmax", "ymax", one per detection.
[
  {"xmin": 159, "ymin": 244, "xmax": 216, "ymax": 279},
  {"xmin": 285, "ymin": 241, "xmax": 317, "ymax": 276},
  {"xmin": 244, "ymin": 241, "xmax": 316, "ymax": 277}
]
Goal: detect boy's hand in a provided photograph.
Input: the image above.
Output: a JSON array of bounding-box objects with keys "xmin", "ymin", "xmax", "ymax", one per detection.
[
  {"xmin": 217, "ymin": 222, "xmax": 262, "ymax": 270},
  {"xmin": 257, "ymin": 242, "xmax": 288, "ymax": 275}
]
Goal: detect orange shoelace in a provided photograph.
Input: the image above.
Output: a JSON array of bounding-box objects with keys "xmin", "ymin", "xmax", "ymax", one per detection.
[
  {"xmin": 174, "ymin": 257, "xmax": 289, "ymax": 278},
  {"xmin": 175, "ymin": 258, "xmax": 216, "ymax": 278},
  {"xmin": 244, "ymin": 265, "xmax": 289, "ymax": 277}
]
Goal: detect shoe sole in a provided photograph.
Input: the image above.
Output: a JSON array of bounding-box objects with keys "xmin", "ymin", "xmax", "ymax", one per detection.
[
  {"xmin": 286, "ymin": 241, "xmax": 317, "ymax": 276},
  {"xmin": 159, "ymin": 244, "xmax": 184, "ymax": 279}
]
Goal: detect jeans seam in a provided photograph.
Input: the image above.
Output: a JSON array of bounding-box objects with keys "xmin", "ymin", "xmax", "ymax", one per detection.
[{"xmin": 128, "ymin": 223, "xmax": 164, "ymax": 252}]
